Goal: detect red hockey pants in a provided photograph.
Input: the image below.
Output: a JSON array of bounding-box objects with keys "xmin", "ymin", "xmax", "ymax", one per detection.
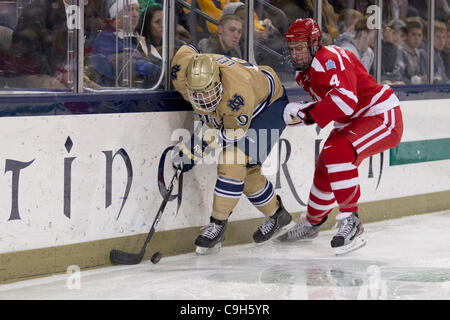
[{"xmin": 306, "ymin": 107, "xmax": 403, "ymax": 224}]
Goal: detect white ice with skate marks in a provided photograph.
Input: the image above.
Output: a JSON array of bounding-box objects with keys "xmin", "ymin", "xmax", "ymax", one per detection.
[{"xmin": 1, "ymin": 210, "xmax": 450, "ymax": 300}]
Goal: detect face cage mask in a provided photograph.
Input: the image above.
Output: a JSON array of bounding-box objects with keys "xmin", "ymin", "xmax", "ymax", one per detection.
[
  {"xmin": 282, "ymin": 40, "xmax": 318, "ymax": 71},
  {"xmin": 187, "ymin": 81, "xmax": 223, "ymax": 113}
]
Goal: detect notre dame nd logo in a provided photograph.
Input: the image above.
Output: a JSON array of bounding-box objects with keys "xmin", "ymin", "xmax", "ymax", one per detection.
[
  {"xmin": 228, "ymin": 94, "xmax": 245, "ymax": 111},
  {"xmin": 171, "ymin": 64, "xmax": 181, "ymax": 80}
]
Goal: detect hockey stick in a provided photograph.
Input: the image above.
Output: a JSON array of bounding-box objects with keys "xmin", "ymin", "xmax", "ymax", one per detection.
[{"xmin": 110, "ymin": 167, "xmax": 181, "ymax": 265}]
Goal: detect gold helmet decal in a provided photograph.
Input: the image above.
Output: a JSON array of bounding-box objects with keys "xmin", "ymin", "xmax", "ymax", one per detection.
[{"xmin": 186, "ymin": 55, "xmax": 223, "ymax": 112}]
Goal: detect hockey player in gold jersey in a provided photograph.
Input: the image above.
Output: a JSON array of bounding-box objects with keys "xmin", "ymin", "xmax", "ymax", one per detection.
[{"xmin": 170, "ymin": 45, "xmax": 293, "ymax": 254}]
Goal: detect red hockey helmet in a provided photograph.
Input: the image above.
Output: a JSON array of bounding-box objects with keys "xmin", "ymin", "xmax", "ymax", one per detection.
[
  {"xmin": 283, "ymin": 18, "xmax": 322, "ymax": 70},
  {"xmin": 284, "ymin": 18, "xmax": 322, "ymax": 43}
]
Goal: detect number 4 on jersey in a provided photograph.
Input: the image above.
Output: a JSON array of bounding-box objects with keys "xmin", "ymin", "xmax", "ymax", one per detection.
[{"xmin": 329, "ymin": 74, "xmax": 340, "ymax": 87}]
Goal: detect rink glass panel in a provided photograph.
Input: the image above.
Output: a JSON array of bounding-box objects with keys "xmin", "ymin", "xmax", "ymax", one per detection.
[{"xmin": 0, "ymin": 0, "xmax": 448, "ymax": 93}]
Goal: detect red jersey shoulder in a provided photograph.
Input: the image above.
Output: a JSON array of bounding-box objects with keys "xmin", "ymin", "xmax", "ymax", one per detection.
[{"xmin": 313, "ymin": 45, "xmax": 354, "ymax": 73}]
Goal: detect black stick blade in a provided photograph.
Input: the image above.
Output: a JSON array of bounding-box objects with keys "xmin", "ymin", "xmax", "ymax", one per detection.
[{"xmin": 110, "ymin": 249, "xmax": 145, "ymax": 265}]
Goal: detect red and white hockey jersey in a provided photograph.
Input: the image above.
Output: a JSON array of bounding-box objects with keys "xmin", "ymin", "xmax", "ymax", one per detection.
[{"xmin": 296, "ymin": 45, "xmax": 400, "ymax": 129}]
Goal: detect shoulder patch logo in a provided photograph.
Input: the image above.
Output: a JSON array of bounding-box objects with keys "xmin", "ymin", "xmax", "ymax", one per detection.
[
  {"xmin": 325, "ymin": 59, "xmax": 336, "ymax": 70},
  {"xmin": 171, "ymin": 64, "xmax": 181, "ymax": 80},
  {"xmin": 228, "ymin": 94, "xmax": 245, "ymax": 111}
]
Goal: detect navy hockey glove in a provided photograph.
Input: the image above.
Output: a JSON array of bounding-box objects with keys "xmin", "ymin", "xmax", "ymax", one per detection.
[
  {"xmin": 171, "ymin": 133, "xmax": 210, "ymax": 173},
  {"xmin": 171, "ymin": 144, "xmax": 196, "ymax": 173}
]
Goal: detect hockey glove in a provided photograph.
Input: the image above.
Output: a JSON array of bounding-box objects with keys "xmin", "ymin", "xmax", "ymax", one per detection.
[
  {"xmin": 283, "ymin": 101, "xmax": 316, "ymax": 126},
  {"xmin": 171, "ymin": 144, "xmax": 197, "ymax": 173},
  {"xmin": 171, "ymin": 133, "xmax": 210, "ymax": 173}
]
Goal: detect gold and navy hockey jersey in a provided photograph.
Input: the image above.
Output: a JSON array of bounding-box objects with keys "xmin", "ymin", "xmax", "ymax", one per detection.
[{"xmin": 170, "ymin": 45, "xmax": 284, "ymax": 144}]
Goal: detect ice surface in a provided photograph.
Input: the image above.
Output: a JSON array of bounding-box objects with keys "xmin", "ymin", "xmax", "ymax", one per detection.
[{"xmin": 1, "ymin": 210, "xmax": 449, "ymax": 300}]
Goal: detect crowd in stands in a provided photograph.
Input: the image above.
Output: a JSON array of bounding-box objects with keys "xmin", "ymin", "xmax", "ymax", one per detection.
[{"xmin": 0, "ymin": 0, "xmax": 449, "ymax": 90}]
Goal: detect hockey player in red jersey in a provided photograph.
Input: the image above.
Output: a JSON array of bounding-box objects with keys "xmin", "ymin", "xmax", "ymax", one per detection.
[{"xmin": 277, "ymin": 18, "xmax": 403, "ymax": 255}]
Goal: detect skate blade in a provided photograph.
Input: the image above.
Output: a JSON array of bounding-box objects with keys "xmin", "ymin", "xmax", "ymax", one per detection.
[
  {"xmin": 195, "ymin": 242, "xmax": 222, "ymax": 255},
  {"xmin": 273, "ymin": 235, "xmax": 317, "ymax": 243},
  {"xmin": 273, "ymin": 222, "xmax": 319, "ymax": 243},
  {"xmin": 270, "ymin": 221, "xmax": 297, "ymax": 243},
  {"xmin": 254, "ymin": 221, "xmax": 297, "ymax": 246},
  {"xmin": 334, "ymin": 234, "xmax": 366, "ymax": 256}
]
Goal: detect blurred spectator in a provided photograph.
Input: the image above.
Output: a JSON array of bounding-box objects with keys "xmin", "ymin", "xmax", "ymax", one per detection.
[
  {"xmin": 321, "ymin": 32, "xmax": 334, "ymax": 46},
  {"xmin": 320, "ymin": 0, "xmax": 340, "ymax": 40},
  {"xmin": 395, "ymin": 19, "xmax": 427, "ymax": 84},
  {"xmin": 381, "ymin": 19, "xmax": 406, "ymax": 80},
  {"xmin": 268, "ymin": 0, "xmax": 313, "ymax": 26},
  {"xmin": 185, "ymin": 0, "xmax": 269, "ymax": 38},
  {"xmin": 387, "ymin": 19, "xmax": 407, "ymax": 46},
  {"xmin": 353, "ymin": 0, "xmax": 376, "ymax": 14},
  {"xmin": 329, "ymin": 0, "xmax": 377, "ymax": 13},
  {"xmin": 443, "ymin": 22, "xmax": 450, "ymax": 79},
  {"xmin": 221, "ymin": 1, "xmax": 285, "ymax": 69},
  {"xmin": 137, "ymin": 4, "xmax": 164, "ymax": 57},
  {"xmin": 334, "ymin": 16, "xmax": 375, "ymax": 73},
  {"xmin": 268, "ymin": 0, "xmax": 338, "ymax": 40},
  {"xmin": 0, "ymin": 26, "xmax": 12, "ymax": 55},
  {"xmin": 337, "ymin": 9, "xmax": 363, "ymax": 37},
  {"xmin": 405, "ymin": 15, "xmax": 427, "ymax": 50},
  {"xmin": 198, "ymin": 14, "xmax": 243, "ymax": 58},
  {"xmin": 432, "ymin": 20, "xmax": 449, "ymax": 83},
  {"xmin": 406, "ymin": 0, "xmax": 428, "ymax": 20},
  {"xmin": 225, "ymin": 2, "xmax": 281, "ymax": 44},
  {"xmin": 5, "ymin": 0, "xmax": 75, "ymax": 88},
  {"xmin": 138, "ymin": 0, "xmax": 162, "ymax": 13},
  {"xmin": 329, "ymin": 0, "xmax": 347, "ymax": 13},
  {"xmin": 176, "ymin": 24, "xmax": 192, "ymax": 44},
  {"xmin": 383, "ymin": 0, "xmax": 408, "ymax": 24},
  {"xmin": 84, "ymin": 0, "xmax": 110, "ymax": 48},
  {"xmin": 1, "ymin": 0, "xmax": 103, "ymax": 89},
  {"xmin": 136, "ymin": 4, "xmax": 191, "ymax": 57},
  {"xmin": 90, "ymin": 0, "xmax": 161, "ymax": 87},
  {"xmin": 435, "ymin": 0, "xmax": 450, "ymax": 23}
]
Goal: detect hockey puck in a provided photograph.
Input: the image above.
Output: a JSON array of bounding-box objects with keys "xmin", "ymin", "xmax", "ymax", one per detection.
[{"xmin": 151, "ymin": 252, "xmax": 162, "ymax": 264}]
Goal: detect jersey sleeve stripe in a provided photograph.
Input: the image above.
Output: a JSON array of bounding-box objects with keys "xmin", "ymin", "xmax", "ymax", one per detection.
[
  {"xmin": 311, "ymin": 58, "xmax": 325, "ymax": 72},
  {"xmin": 253, "ymin": 69, "xmax": 275, "ymax": 118},
  {"xmin": 351, "ymin": 85, "xmax": 398, "ymax": 119},
  {"xmin": 186, "ymin": 44, "xmax": 200, "ymax": 53},
  {"xmin": 368, "ymin": 84, "xmax": 390, "ymax": 107},
  {"xmin": 336, "ymin": 88, "xmax": 358, "ymax": 103},
  {"xmin": 329, "ymin": 94, "xmax": 354, "ymax": 115},
  {"xmin": 363, "ymin": 94, "xmax": 399, "ymax": 117}
]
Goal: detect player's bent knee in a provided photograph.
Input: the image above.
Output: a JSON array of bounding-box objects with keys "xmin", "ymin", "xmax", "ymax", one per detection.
[{"xmin": 322, "ymin": 135, "xmax": 357, "ymax": 165}]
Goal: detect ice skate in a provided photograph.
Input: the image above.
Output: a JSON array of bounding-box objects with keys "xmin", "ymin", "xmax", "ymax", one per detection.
[
  {"xmin": 195, "ymin": 217, "xmax": 227, "ymax": 255},
  {"xmin": 253, "ymin": 196, "xmax": 294, "ymax": 243},
  {"xmin": 276, "ymin": 213, "xmax": 325, "ymax": 242},
  {"xmin": 331, "ymin": 212, "xmax": 366, "ymax": 256}
]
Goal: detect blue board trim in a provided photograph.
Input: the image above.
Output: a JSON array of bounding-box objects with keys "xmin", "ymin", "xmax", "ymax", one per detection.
[{"xmin": 0, "ymin": 84, "xmax": 448, "ymax": 117}]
